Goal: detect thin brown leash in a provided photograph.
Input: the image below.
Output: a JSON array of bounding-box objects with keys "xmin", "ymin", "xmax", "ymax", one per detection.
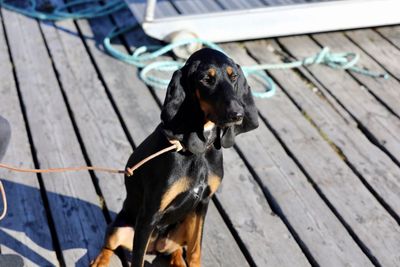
[
  {"xmin": 0, "ymin": 140, "xmax": 183, "ymax": 221},
  {"xmin": 125, "ymin": 140, "xmax": 183, "ymax": 176},
  {"xmin": 0, "ymin": 180, "xmax": 7, "ymax": 220},
  {"xmin": 0, "ymin": 164, "xmax": 126, "ymax": 174}
]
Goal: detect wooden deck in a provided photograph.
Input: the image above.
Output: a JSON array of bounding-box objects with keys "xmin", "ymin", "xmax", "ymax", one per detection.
[{"xmin": 1, "ymin": 3, "xmax": 400, "ymax": 267}]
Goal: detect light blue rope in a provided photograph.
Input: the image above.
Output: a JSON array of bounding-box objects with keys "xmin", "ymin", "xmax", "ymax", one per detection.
[
  {"xmin": 245, "ymin": 47, "xmax": 389, "ymax": 79},
  {"xmin": 103, "ymin": 24, "xmax": 223, "ymax": 68},
  {"xmin": 0, "ymin": 0, "xmax": 389, "ymax": 98},
  {"xmin": 0, "ymin": 0, "xmax": 126, "ymax": 20},
  {"xmin": 103, "ymin": 26, "xmax": 278, "ymax": 98},
  {"xmin": 104, "ymin": 26, "xmax": 388, "ymax": 98}
]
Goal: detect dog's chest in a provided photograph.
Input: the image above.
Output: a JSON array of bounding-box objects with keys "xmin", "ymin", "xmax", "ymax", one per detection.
[
  {"xmin": 150, "ymin": 141, "xmax": 224, "ymax": 239},
  {"xmin": 156, "ymin": 172, "xmax": 221, "ymax": 230},
  {"xmin": 185, "ymin": 153, "xmax": 222, "ymax": 198},
  {"xmin": 159, "ymin": 169, "xmax": 221, "ymax": 211}
]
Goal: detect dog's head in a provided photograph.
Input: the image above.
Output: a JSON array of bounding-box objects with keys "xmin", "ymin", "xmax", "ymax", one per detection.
[{"xmin": 161, "ymin": 48, "xmax": 259, "ymax": 154}]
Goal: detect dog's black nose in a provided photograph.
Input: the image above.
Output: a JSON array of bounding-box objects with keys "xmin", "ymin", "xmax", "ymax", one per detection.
[{"xmin": 229, "ymin": 112, "xmax": 244, "ymax": 122}]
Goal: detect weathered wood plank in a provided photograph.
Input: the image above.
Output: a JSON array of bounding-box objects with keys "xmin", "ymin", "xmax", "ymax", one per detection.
[
  {"xmin": 246, "ymin": 39, "xmax": 400, "ymax": 219},
  {"xmin": 311, "ymin": 31, "xmax": 400, "ymax": 118},
  {"xmin": 2, "ymin": 9, "xmax": 108, "ymax": 266},
  {"xmin": 345, "ymin": 29, "xmax": 400, "ymax": 80},
  {"xmin": 222, "ymin": 42, "xmax": 376, "ymax": 266},
  {"xmin": 220, "ymin": 42, "xmax": 400, "ymax": 267},
  {"xmin": 278, "ymin": 35, "xmax": 400, "ymax": 166},
  {"xmin": 377, "ymin": 26, "xmax": 400, "ymax": 51},
  {"xmin": 0, "ymin": 11, "xmax": 58, "ymax": 267},
  {"xmin": 218, "ymin": 148, "xmax": 310, "ymax": 267},
  {"xmin": 73, "ymin": 9, "xmax": 251, "ymax": 267},
  {"xmin": 234, "ymin": 121, "xmax": 374, "ymax": 267},
  {"xmin": 41, "ymin": 1, "xmax": 132, "ymax": 221},
  {"xmin": 38, "ymin": 4, "xmax": 135, "ymax": 265},
  {"xmin": 201, "ymin": 203, "xmax": 248, "ymax": 267},
  {"xmin": 82, "ymin": 12, "xmax": 160, "ymax": 144}
]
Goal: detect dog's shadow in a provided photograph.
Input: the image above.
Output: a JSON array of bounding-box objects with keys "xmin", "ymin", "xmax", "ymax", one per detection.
[{"xmin": 0, "ymin": 179, "xmax": 169, "ymax": 267}]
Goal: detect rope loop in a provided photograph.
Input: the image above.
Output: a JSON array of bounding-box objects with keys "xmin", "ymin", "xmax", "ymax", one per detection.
[
  {"xmin": 310, "ymin": 46, "xmax": 329, "ymax": 65},
  {"xmin": 304, "ymin": 47, "xmax": 359, "ymax": 70}
]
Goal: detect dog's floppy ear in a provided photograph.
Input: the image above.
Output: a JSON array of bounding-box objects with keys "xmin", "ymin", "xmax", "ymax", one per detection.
[
  {"xmin": 161, "ymin": 69, "xmax": 185, "ymax": 126},
  {"xmin": 220, "ymin": 64, "xmax": 259, "ymax": 148},
  {"xmin": 235, "ymin": 64, "xmax": 259, "ymax": 135}
]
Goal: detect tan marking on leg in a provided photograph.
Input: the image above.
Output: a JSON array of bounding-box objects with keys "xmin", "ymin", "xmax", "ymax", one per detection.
[
  {"xmin": 226, "ymin": 66, "xmax": 233, "ymax": 76},
  {"xmin": 91, "ymin": 226, "xmax": 134, "ymax": 266},
  {"xmin": 185, "ymin": 213, "xmax": 203, "ymax": 267},
  {"xmin": 169, "ymin": 247, "xmax": 186, "ymax": 267},
  {"xmin": 164, "ymin": 213, "xmax": 203, "ymax": 266},
  {"xmin": 156, "ymin": 213, "xmax": 204, "ymax": 266},
  {"xmin": 208, "ymin": 175, "xmax": 221, "ymax": 195},
  {"xmin": 160, "ymin": 177, "xmax": 190, "ymax": 211},
  {"xmin": 155, "ymin": 220, "xmax": 187, "ymax": 254}
]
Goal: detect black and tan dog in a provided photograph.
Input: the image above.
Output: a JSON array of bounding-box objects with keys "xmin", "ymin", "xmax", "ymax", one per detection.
[{"xmin": 91, "ymin": 48, "xmax": 259, "ymax": 267}]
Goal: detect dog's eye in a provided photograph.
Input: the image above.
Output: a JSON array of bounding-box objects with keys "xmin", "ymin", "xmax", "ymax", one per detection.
[{"xmin": 231, "ymin": 74, "xmax": 238, "ymax": 82}]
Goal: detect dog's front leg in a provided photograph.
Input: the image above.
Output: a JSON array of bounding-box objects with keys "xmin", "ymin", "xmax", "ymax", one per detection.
[
  {"xmin": 131, "ymin": 210, "xmax": 156, "ymax": 267},
  {"xmin": 186, "ymin": 203, "xmax": 209, "ymax": 267}
]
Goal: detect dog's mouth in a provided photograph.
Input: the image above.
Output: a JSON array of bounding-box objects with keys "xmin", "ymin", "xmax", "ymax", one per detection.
[
  {"xmin": 207, "ymin": 116, "xmax": 243, "ymax": 128},
  {"xmin": 204, "ymin": 115, "xmax": 243, "ymax": 149}
]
